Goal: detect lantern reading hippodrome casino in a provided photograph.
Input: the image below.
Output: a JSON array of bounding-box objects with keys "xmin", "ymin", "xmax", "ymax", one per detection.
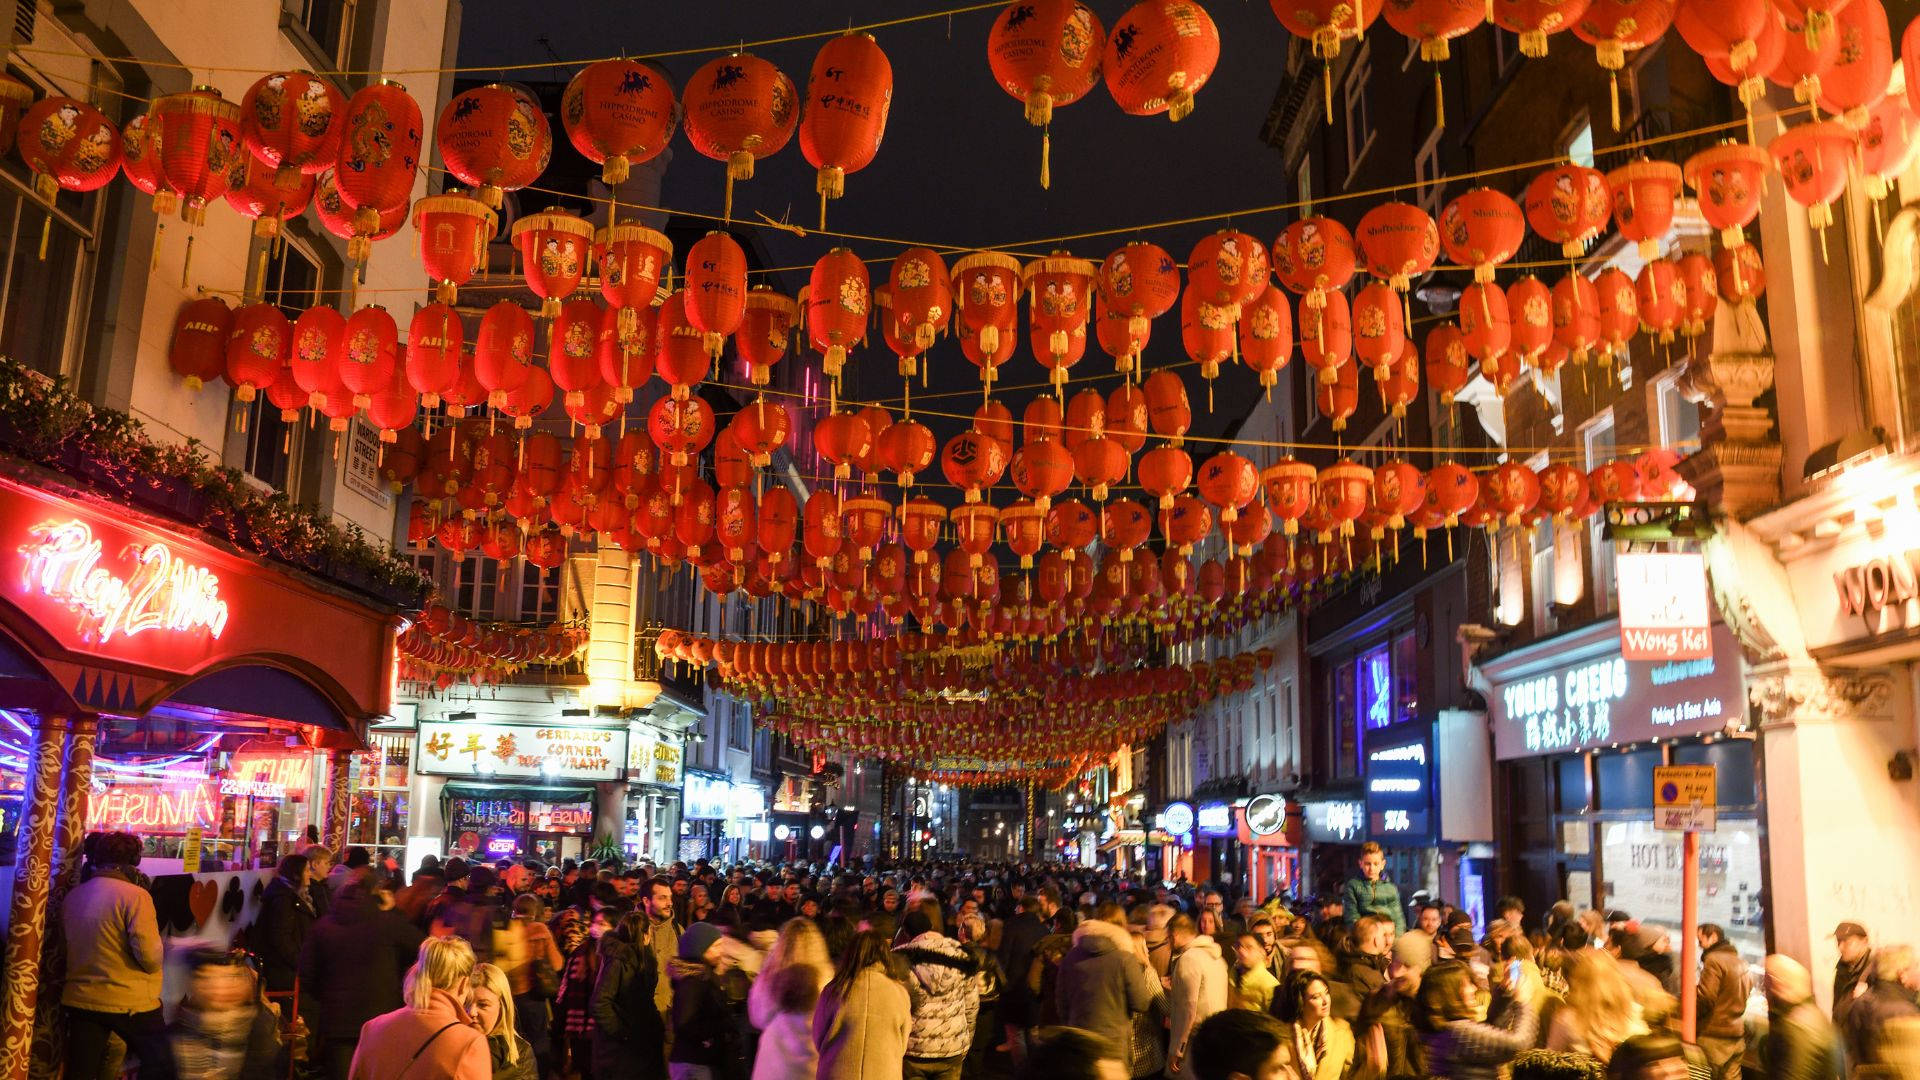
[
  {"xmin": 987, "ymin": 0, "xmax": 1105, "ymax": 187},
  {"xmin": 437, "ymin": 83, "xmax": 552, "ymax": 210},
  {"xmin": 681, "ymin": 52, "xmax": 798, "ymax": 221},
  {"xmin": 562, "ymin": 58, "xmax": 677, "ymax": 186}
]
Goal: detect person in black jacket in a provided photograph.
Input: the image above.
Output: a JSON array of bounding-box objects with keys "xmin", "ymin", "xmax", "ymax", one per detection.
[
  {"xmin": 998, "ymin": 886, "xmax": 1062, "ymax": 1068},
  {"xmin": 1764, "ymin": 954, "xmax": 1844, "ymax": 1080},
  {"xmin": 251, "ymin": 854, "xmax": 316, "ymax": 995},
  {"xmin": 296, "ymin": 869, "xmax": 425, "ymax": 1080},
  {"xmin": 591, "ymin": 910, "xmax": 667, "ymax": 1080},
  {"xmin": 667, "ymin": 923, "xmax": 739, "ymax": 1080}
]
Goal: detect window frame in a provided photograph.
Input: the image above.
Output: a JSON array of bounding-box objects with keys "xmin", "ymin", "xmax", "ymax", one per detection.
[
  {"xmin": 1581, "ymin": 412, "xmax": 1620, "ymax": 614},
  {"xmin": 1343, "ymin": 41, "xmax": 1376, "ymax": 183}
]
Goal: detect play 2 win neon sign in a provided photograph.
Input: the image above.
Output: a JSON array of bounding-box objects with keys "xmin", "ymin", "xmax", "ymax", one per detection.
[{"xmin": 19, "ymin": 519, "xmax": 229, "ymax": 643}]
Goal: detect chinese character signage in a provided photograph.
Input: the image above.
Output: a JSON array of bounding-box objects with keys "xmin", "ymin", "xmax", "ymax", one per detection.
[
  {"xmin": 1488, "ymin": 621, "xmax": 1745, "ymax": 760},
  {"xmin": 1617, "ymin": 552, "xmax": 1712, "ymax": 660},
  {"xmin": 1303, "ymin": 800, "xmax": 1367, "ymax": 844},
  {"xmin": 1366, "ymin": 740, "xmax": 1433, "ymax": 841},
  {"xmin": 415, "ymin": 720, "xmax": 627, "ymax": 781},
  {"xmin": 1357, "ymin": 644, "xmax": 1393, "ymax": 731},
  {"xmin": 626, "ymin": 727, "xmax": 685, "ymax": 787}
]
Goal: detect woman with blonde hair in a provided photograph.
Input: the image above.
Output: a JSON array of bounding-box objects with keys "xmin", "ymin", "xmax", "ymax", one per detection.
[
  {"xmin": 469, "ymin": 964, "xmax": 535, "ymax": 1080},
  {"xmin": 749, "ymin": 917, "xmax": 831, "ymax": 1031},
  {"xmin": 349, "ymin": 936, "xmax": 489, "ymax": 1080},
  {"xmin": 1546, "ymin": 950, "xmax": 1646, "ymax": 1064}
]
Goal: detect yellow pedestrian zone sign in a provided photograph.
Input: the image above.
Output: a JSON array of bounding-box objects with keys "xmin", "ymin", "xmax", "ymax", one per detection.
[{"xmin": 1653, "ymin": 764, "xmax": 1716, "ymax": 832}]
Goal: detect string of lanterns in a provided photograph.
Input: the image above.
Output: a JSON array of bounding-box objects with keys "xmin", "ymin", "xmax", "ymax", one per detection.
[{"xmin": 397, "ymin": 604, "xmax": 590, "ymax": 689}]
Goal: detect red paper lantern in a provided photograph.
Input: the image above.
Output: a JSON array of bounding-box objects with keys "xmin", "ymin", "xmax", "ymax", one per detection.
[
  {"xmin": 1382, "ymin": 339, "xmax": 1421, "ymax": 417},
  {"xmin": 367, "ymin": 368, "xmax": 420, "ymax": 442},
  {"xmin": 150, "ymin": 87, "xmax": 243, "ymax": 225},
  {"xmin": 682, "ymin": 53, "xmax": 798, "ymax": 217},
  {"xmin": 733, "ymin": 288, "xmax": 795, "ymax": 389},
  {"xmin": 1589, "ymin": 459, "xmax": 1642, "ymax": 503},
  {"xmin": 1352, "ymin": 280, "xmax": 1406, "ymax": 377},
  {"xmin": 1272, "ymin": 216, "xmax": 1358, "ymax": 307},
  {"xmin": 876, "ymin": 419, "xmax": 936, "ymax": 487},
  {"xmin": 475, "ymin": 301, "xmax": 535, "ymax": 407},
  {"xmin": 987, "ymin": 0, "xmax": 1104, "ymax": 185},
  {"xmin": 953, "ymin": 251, "xmax": 1024, "ymax": 386},
  {"xmin": 1423, "ymin": 463, "xmax": 1479, "ymax": 527},
  {"xmin": 1316, "ymin": 460, "xmax": 1374, "ymax": 539},
  {"xmin": 335, "ymin": 80, "xmax": 423, "ymax": 247},
  {"xmin": 1506, "ymin": 276, "xmax": 1553, "ymax": 361},
  {"xmin": 1357, "ymin": 201, "xmax": 1440, "ymax": 290},
  {"xmin": 1576, "ymin": 0, "xmax": 1677, "ymax": 123},
  {"xmin": 1383, "ymin": 0, "xmax": 1484, "ymax": 61},
  {"xmin": 1605, "ymin": 158, "xmax": 1682, "ymax": 258},
  {"xmin": 314, "ymin": 168, "xmax": 406, "ymax": 263},
  {"xmin": 1097, "ymin": 242, "xmax": 1180, "ymax": 373},
  {"xmin": 1181, "ymin": 285, "xmax": 1238, "ymax": 387},
  {"xmin": 1011, "ymin": 438, "xmax": 1075, "ymax": 509},
  {"xmin": 1103, "ymin": 0, "xmax": 1221, "ymax": 120},
  {"xmin": 1551, "ymin": 273, "xmax": 1602, "ymax": 362},
  {"xmin": 1633, "ymin": 258, "xmax": 1683, "ymax": 343},
  {"xmin": 290, "ymin": 306, "xmax": 346, "ymax": 408},
  {"xmin": 225, "ymin": 303, "xmax": 290, "ymax": 402},
  {"xmin": 944, "ymin": 430, "xmax": 1011, "ymax": 502},
  {"xmin": 889, "ymin": 246, "xmax": 954, "ymax": 362},
  {"xmin": 413, "ymin": 193, "xmax": 496, "ymax": 305},
  {"xmin": 1440, "ymin": 187, "xmax": 1525, "ymax": 283},
  {"xmin": 1817, "ymin": 0, "xmax": 1891, "ymax": 118},
  {"xmin": 1770, "ymin": 119, "xmax": 1856, "ymax": 230},
  {"xmin": 800, "ymin": 32, "xmax": 893, "ymax": 214},
  {"xmin": 563, "ymin": 59, "xmax": 676, "ymax": 185},
  {"xmin": 1858, "ymin": 94, "xmax": 1920, "ymax": 200},
  {"xmin": 19, "ymin": 97, "xmax": 122, "ymax": 208},
  {"xmin": 1493, "ymin": 0, "xmax": 1595, "ymax": 55},
  {"xmin": 1425, "ymin": 323, "xmax": 1472, "ymax": 404},
  {"xmin": 1675, "ymin": 0, "xmax": 1772, "ymax": 94},
  {"xmin": 1026, "ymin": 254, "xmax": 1096, "ymax": 392},
  {"xmin": 169, "ymin": 297, "xmax": 232, "ymax": 391},
  {"xmin": 549, "ymin": 300, "xmax": 604, "ymax": 409},
  {"xmin": 1674, "ymin": 253, "xmax": 1718, "ymax": 336},
  {"xmin": 437, "ymin": 83, "xmax": 550, "ymax": 209},
  {"xmin": 339, "ymin": 305, "xmax": 399, "ymax": 408},
  {"xmin": 1240, "ymin": 284, "xmax": 1294, "ymax": 390},
  {"xmin": 1684, "ymin": 140, "xmax": 1771, "ymax": 247},
  {"xmin": 1138, "ymin": 446, "xmax": 1194, "ymax": 510},
  {"xmin": 1714, "ymin": 244, "xmax": 1766, "ymax": 303},
  {"xmin": 597, "ymin": 302, "xmax": 654, "ymax": 406},
  {"xmin": 596, "ymin": 222, "xmax": 672, "ymax": 322},
  {"xmin": 1459, "ymin": 282, "xmax": 1512, "ymax": 370},
  {"xmin": 1315, "ymin": 358, "xmax": 1360, "ymax": 431},
  {"xmin": 1537, "ymin": 462, "xmax": 1589, "ymax": 520},
  {"xmin": 807, "ymin": 247, "xmax": 869, "ymax": 380},
  {"xmin": 120, "ymin": 113, "xmax": 176, "ymax": 216},
  {"xmin": 1269, "ymin": 0, "xmax": 1383, "ymax": 60},
  {"xmin": 1187, "ymin": 230, "xmax": 1270, "ymax": 315},
  {"xmin": 509, "ymin": 209, "xmax": 594, "ymax": 319},
  {"xmin": 758, "ymin": 486, "xmax": 799, "ymax": 561},
  {"xmin": 1046, "ymin": 498, "xmax": 1099, "ymax": 559},
  {"xmin": 1198, "ymin": 451, "xmax": 1259, "ymax": 524},
  {"xmin": 814, "ymin": 411, "xmax": 872, "ymax": 480},
  {"xmin": 649, "ymin": 394, "xmax": 716, "ymax": 467},
  {"xmin": 1485, "ymin": 462, "xmax": 1542, "ymax": 525},
  {"xmin": 222, "ymin": 151, "xmax": 314, "ymax": 239},
  {"xmin": 1595, "ymin": 267, "xmax": 1640, "ymax": 351},
  {"xmin": 1298, "ymin": 287, "xmax": 1354, "ymax": 386},
  {"xmin": 683, "ymin": 230, "xmax": 749, "ymax": 357},
  {"xmin": 240, "ymin": 71, "xmax": 343, "ymax": 187},
  {"xmin": 1523, "ymin": 165, "xmax": 1612, "ymax": 258},
  {"xmin": 501, "ymin": 364, "xmax": 554, "ymax": 431},
  {"xmin": 802, "ymin": 489, "xmax": 843, "ymax": 568}
]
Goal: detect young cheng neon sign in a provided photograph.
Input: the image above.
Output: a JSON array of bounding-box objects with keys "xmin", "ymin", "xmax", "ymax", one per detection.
[{"xmin": 18, "ymin": 519, "xmax": 229, "ymax": 643}]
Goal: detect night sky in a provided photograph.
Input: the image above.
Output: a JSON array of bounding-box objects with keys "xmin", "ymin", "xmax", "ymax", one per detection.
[{"xmin": 456, "ymin": 1, "xmax": 1302, "ymax": 449}]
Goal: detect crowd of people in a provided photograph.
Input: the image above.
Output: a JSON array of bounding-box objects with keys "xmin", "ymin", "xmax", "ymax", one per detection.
[{"xmin": 54, "ymin": 833, "xmax": 1920, "ymax": 1080}]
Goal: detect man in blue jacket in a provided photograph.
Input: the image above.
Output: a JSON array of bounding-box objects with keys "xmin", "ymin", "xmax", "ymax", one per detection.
[{"xmin": 1339, "ymin": 842, "xmax": 1406, "ymax": 936}]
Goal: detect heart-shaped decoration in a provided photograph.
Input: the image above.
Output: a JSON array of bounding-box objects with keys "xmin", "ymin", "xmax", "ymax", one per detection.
[{"xmin": 188, "ymin": 879, "xmax": 217, "ymax": 927}]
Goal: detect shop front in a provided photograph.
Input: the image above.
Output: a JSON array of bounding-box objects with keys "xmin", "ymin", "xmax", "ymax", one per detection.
[
  {"xmin": 1480, "ymin": 617, "xmax": 1761, "ymax": 966},
  {"xmin": 1191, "ymin": 797, "xmax": 1239, "ymax": 888},
  {"xmin": 1151, "ymin": 801, "xmax": 1195, "ymax": 883},
  {"xmin": 413, "ymin": 717, "xmax": 627, "ymax": 864},
  {"xmin": 681, "ymin": 769, "xmax": 733, "ymax": 862},
  {"xmin": 625, "ymin": 722, "xmax": 685, "ymax": 864},
  {"xmin": 1235, "ymin": 792, "xmax": 1300, "ymax": 904},
  {"xmin": 1300, "ymin": 797, "xmax": 1368, "ymax": 902}
]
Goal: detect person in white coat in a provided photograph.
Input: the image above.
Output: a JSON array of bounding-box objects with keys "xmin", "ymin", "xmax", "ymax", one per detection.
[
  {"xmin": 1165, "ymin": 914, "xmax": 1231, "ymax": 1080},
  {"xmin": 750, "ymin": 963, "xmax": 821, "ymax": 1080}
]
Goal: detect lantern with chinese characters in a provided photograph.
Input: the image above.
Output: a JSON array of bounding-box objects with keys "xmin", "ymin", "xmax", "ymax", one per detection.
[
  {"xmin": 1316, "ymin": 359, "xmax": 1361, "ymax": 431},
  {"xmin": 1357, "ymin": 201, "xmax": 1440, "ymax": 291},
  {"xmin": 150, "ymin": 87, "xmax": 243, "ymax": 225},
  {"xmin": 800, "ymin": 32, "xmax": 893, "ymax": 219},
  {"xmin": 954, "ymin": 251, "xmax": 1024, "ymax": 387},
  {"xmin": 1097, "ymin": 241, "xmax": 1179, "ymax": 370},
  {"xmin": 225, "ymin": 302, "xmax": 290, "ymax": 402},
  {"xmin": 1674, "ymin": 253, "xmax": 1718, "ymax": 336},
  {"xmin": 19, "ymin": 97, "xmax": 122, "ymax": 213},
  {"xmin": 1352, "ymin": 280, "xmax": 1406, "ymax": 378},
  {"xmin": 1198, "ymin": 451, "xmax": 1259, "ymax": 524},
  {"xmin": 1858, "ymin": 95, "xmax": 1919, "ymax": 201},
  {"xmin": 1817, "ymin": 0, "xmax": 1891, "ymax": 120},
  {"xmin": 1011, "ymin": 437, "xmax": 1074, "ymax": 510},
  {"xmin": 736, "ymin": 287, "xmax": 795, "ymax": 387},
  {"xmin": 987, "ymin": 0, "xmax": 1105, "ymax": 185},
  {"xmin": 1506, "ymin": 276, "xmax": 1553, "ymax": 361},
  {"xmin": 1684, "ymin": 140, "xmax": 1771, "ymax": 247},
  {"xmin": 405, "ymin": 303, "xmax": 463, "ymax": 407},
  {"xmin": 596, "ymin": 223, "xmax": 671, "ymax": 325},
  {"xmin": 437, "ymin": 83, "xmax": 550, "ymax": 210},
  {"xmin": 1316, "ymin": 460, "xmax": 1374, "ymax": 539},
  {"xmin": 1370, "ymin": 461, "xmax": 1426, "ymax": 533},
  {"xmin": 890, "ymin": 247, "xmax": 953, "ymax": 358},
  {"xmin": 336, "ymin": 80, "xmax": 423, "ymax": 240},
  {"xmin": 1595, "ymin": 267, "xmax": 1640, "ymax": 352},
  {"xmin": 562, "ymin": 59, "xmax": 676, "ymax": 185},
  {"xmin": 1103, "ymin": 0, "xmax": 1221, "ymax": 121},
  {"xmin": 1458, "ymin": 282, "xmax": 1512, "ymax": 370},
  {"xmin": 1770, "ymin": 119, "xmax": 1856, "ymax": 231},
  {"xmin": 121, "ymin": 112, "xmax": 175, "ymax": 217},
  {"xmin": 1298, "ymin": 288, "xmax": 1354, "ymax": 386},
  {"xmin": 1240, "ymin": 284, "xmax": 1294, "ymax": 390},
  {"xmin": 413, "ymin": 193, "xmax": 495, "ymax": 304},
  {"xmin": 240, "ymin": 71, "xmax": 343, "ymax": 187},
  {"xmin": 1770, "ymin": 7, "xmax": 1838, "ymax": 103},
  {"xmin": 1576, "ymin": 0, "xmax": 1677, "ymax": 126},
  {"xmin": 1272, "ymin": 215, "xmax": 1357, "ymax": 308},
  {"xmin": 944, "ymin": 430, "xmax": 1011, "ymax": 503},
  {"xmin": 1181, "ymin": 286, "xmax": 1238, "ymax": 392},
  {"xmin": 548, "ymin": 300, "xmax": 603, "ymax": 410},
  {"xmin": 475, "ymin": 301, "xmax": 535, "ymax": 408},
  {"xmin": 169, "ymin": 297, "xmax": 231, "ymax": 391},
  {"xmin": 1493, "ymin": 0, "xmax": 1594, "ymax": 55},
  {"xmin": 649, "ymin": 394, "xmax": 716, "ymax": 467},
  {"xmin": 682, "ymin": 53, "xmax": 798, "ymax": 219},
  {"xmin": 808, "ymin": 247, "xmax": 869, "ymax": 381},
  {"xmin": 673, "ymin": 479, "xmax": 717, "ymax": 559},
  {"xmin": 511, "ymin": 209, "xmax": 595, "ymax": 318},
  {"xmin": 683, "ymin": 230, "xmax": 749, "ymax": 358},
  {"xmin": 1026, "ymin": 254, "xmax": 1096, "ymax": 393},
  {"xmin": 1425, "ymin": 323, "xmax": 1472, "ymax": 403},
  {"xmin": 1537, "ymin": 462, "xmax": 1588, "ymax": 520},
  {"xmin": 1523, "ymin": 164, "xmax": 1611, "ymax": 257},
  {"xmin": 1439, "ymin": 187, "xmax": 1525, "ymax": 282},
  {"xmin": 290, "ymin": 306, "xmax": 347, "ymax": 409},
  {"xmin": 339, "ymin": 305, "xmax": 399, "ymax": 408},
  {"xmin": 1551, "ymin": 273, "xmax": 1601, "ymax": 362},
  {"xmin": 800, "ymin": 490, "xmax": 844, "ymax": 569},
  {"xmin": 1605, "ymin": 158, "xmax": 1682, "ymax": 258},
  {"xmin": 1485, "ymin": 462, "xmax": 1542, "ymax": 525}
]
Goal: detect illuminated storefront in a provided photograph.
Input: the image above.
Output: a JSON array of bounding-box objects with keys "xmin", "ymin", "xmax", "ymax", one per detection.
[
  {"xmin": 412, "ymin": 717, "xmax": 628, "ymax": 864},
  {"xmin": 624, "ymin": 722, "xmax": 685, "ymax": 864},
  {"xmin": 1236, "ymin": 792, "xmax": 1299, "ymax": 903},
  {"xmin": 1479, "ymin": 617, "xmax": 1762, "ymax": 967}
]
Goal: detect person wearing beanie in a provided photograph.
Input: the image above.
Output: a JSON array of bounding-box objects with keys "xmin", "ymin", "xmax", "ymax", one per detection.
[{"xmin": 668, "ymin": 922, "xmax": 740, "ymax": 1077}]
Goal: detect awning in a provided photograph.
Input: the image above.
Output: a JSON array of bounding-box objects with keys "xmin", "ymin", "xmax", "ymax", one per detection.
[{"xmin": 440, "ymin": 780, "xmax": 597, "ymax": 804}]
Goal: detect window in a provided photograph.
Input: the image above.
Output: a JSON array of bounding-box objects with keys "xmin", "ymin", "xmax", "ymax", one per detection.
[
  {"xmin": 1654, "ymin": 370, "xmax": 1702, "ymax": 456},
  {"xmin": 1331, "ymin": 660, "xmax": 1358, "ymax": 778},
  {"xmin": 1491, "ymin": 28, "xmax": 1523, "ymax": 75},
  {"xmin": 452, "ymin": 556, "xmax": 501, "ymax": 621},
  {"xmin": 519, "ymin": 561, "xmax": 562, "ymax": 622},
  {"xmin": 1564, "ymin": 118, "xmax": 1596, "ymax": 169},
  {"xmin": 729, "ymin": 698, "xmax": 751, "ymax": 751},
  {"xmin": 298, "ymin": 0, "xmax": 358, "ymax": 68},
  {"xmin": 1528, "ymin": 452, "xmax": 1556, "ymax": 633},
  {"xmin": 1343, "ymin": 42, "xmax": 1376, "ymax": 179},
  {"xmin": 350, "ymin": 733, "xmax": 411, "ymax": 859},
  {"xmin": 1295, "ymin": 156, "xmax": 1314, "ymax": 214},
  {"xmin": 0, "ymin": 151, "xmax": 97, "ymax": 378},
  {"xmin": 1414, "ymin": 126, "xmax": 1444, "ymax": 218},
  {"xmin": 1391, "ymin": 631, "xmax": 1419, "ymax": 726},
  {"xmin": 1356, "ymin": 643, "xmax": 1393, "ymax": 731},
  {"xmin": 242, "ymin": 239, "xmax": 324, "ymax": 491},
  {"xmin": 1582, "ymin": 413, "xmax": 1619, "ymax": 613}
]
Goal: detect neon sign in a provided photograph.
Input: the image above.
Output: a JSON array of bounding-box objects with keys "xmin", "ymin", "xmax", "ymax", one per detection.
[
  {"xmin": 90, "ymin": 782, "xmax": 219, "ymax": 831},
  {"xmin": 219, "ymin": 777, "xmax": 286, "ymax": 799},
  {"xmin": 19, "ymin": 519, "xmax": 229, "ymax": 642}
]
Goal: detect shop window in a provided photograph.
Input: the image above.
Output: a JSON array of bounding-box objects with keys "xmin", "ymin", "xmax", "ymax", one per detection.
[
  {"xmin": 1671, "ymin": 739, "xmax": 1758, "ymax": 808},
  {"xmin": 350, "ymin": 733, "xmax": 411, "ymax": 859},
  {"xmin": 0, "ymin": 158, "xmax": 97, "ymax": 379},
  {"xmin": 1564, "ymin": 117, "xmax": 1596, "ymax": 168},
  {"xmin": 1392, "ymin": 630, "xmax": 1418, "ymax": 726},
  {"xmin": 1343, "ymin": 41, "xmax": 1374, "ymax": 181},
  {"xmin": 1594, "ymin": 746, "xmax": 1660, "ymax": 811},
  {"xmin": 1555, "ymin": 755, "xmax": 1591, "ymax": 813},
  {"xmin": 1582, "ymin": 412, "xmax": 1619, "ymax": 613}
]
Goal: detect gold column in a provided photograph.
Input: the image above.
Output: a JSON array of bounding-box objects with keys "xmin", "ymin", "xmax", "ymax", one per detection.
[{"xmin": 1, "ymin": 715, "xmax": 69, "ymax": 1080}]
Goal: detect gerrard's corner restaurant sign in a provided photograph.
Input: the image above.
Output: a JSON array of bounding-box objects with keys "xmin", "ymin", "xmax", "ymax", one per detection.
[
  {"xmin": 416, "ymin": 720, "xmax": 627, "ymax": 781},
  {"xmin": 1484, "ymin": 617, "xmax": 1746, "ymax": 760}
]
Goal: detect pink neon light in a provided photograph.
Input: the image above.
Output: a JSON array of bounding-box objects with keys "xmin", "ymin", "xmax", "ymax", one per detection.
[{"xmin": 18, "ymin": 519, "xmax": 230, "ymax": 643}]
